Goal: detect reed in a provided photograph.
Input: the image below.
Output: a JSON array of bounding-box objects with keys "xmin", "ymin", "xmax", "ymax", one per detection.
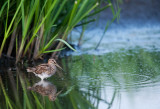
[
  {"xmin": 0, "ymin": 67, "xmax": 110, "ymax": 109},
  {"xmin": 1, "ymin": 49, "xmax": 160, "ymax": 109},
  {"xmin": 0, "ymin": 0, "xmax": 114, "ymax": 62}
]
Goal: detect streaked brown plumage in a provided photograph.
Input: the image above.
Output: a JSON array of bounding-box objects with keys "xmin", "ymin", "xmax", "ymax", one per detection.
[
  {"xmin": 27, "ymin": 59, "xmax": 62, "ymax": 80},
  {"xmin": 28, "ymin": 80, "xmax": 61, "ymax": 101}
]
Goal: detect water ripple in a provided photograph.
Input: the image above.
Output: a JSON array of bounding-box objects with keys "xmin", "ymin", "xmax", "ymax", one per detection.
[{"xmin": 74, "ymin": 72, "xmax": 160, "ymax": 91}]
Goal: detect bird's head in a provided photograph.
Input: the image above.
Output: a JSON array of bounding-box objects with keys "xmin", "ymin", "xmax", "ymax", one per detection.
[
  {"xmin": 48, "ymin": 94, "xmax": 56, "ymax": 101},
  {"xmin": 48, "ymin": 59, "xmax": 62, "ymax": 70}
]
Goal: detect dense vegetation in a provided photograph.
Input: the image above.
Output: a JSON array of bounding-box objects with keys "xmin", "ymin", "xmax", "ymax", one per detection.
[{"xmin": 0, "ymin": 0, "xmax": 119, "ymax": 63}]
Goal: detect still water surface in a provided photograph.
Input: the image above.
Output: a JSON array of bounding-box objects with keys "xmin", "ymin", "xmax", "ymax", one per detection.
[{"xmin": 0, "ymin": 48, "xmax": 160, "ymax": 109}]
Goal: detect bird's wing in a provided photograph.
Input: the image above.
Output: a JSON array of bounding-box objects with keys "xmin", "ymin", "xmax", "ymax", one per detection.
[
  {"xmin": 27, "ymin": 67, "xmax": 36, "ymax": 72},
  {"xmin": 35, "ymin": 64, "xmax": 50, "ymax": 74}
]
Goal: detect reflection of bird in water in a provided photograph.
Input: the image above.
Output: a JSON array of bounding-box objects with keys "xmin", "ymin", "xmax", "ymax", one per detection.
[
  {"xmin": 28, "ymin": 80, "xmax": 62, "ymax": 101},
  {"xmin": 27, "ymin": 59, "xmax": 62, "ymax": 80}
]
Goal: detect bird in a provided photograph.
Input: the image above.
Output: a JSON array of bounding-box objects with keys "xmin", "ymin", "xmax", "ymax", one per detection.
[
  {"xmin": 28, "ymin": 80, "xmax": 62, "ymax": 101},
  {"xmin": 27, "ymin": 59, "xmax": 62, "ymax": 80}
]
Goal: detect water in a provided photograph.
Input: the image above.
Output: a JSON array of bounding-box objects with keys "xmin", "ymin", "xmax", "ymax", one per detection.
[
  {"xmin": 1, "ymin": 0, "xmax": 160, "ymax": 108},
  {"xmin": 0, "ymin": 49, "xmax": 160, "ymax": 109}
]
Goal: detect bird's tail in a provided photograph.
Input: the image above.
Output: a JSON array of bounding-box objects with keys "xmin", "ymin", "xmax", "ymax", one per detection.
[{"xmin": 27, "ymin": 67, "xmax": 36, "ymax": 72}]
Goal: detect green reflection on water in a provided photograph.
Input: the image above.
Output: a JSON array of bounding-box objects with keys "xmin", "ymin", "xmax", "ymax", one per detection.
[
  {"xmin": 63, "ymin": 49, "xmax": 160, "ymax": 88},
  {"xmin": 0, "ymin": 48, "xmax": 160, "ymax": 109}
]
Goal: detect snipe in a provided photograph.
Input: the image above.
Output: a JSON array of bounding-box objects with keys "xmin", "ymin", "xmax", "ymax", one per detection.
[
  {"xmin": 27, "ymin": 80, "xmax": 61, "ymax": 101},
  {"xmin": 27, "ymin": 59, "xmax": 62, "ymax": 80}
]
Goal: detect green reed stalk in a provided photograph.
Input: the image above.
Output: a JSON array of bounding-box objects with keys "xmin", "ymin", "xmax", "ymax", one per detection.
[
  {"xmin": 17, "ymin": 0, "xmax": 39, "ymax": 61},
  {"xmin": 0, "ymin": 0, "xmax": 22, "ymax": 57},
  {"xmin": 23, "ymin": 0, "xmax": 58, "ymax": 53},
  {"xmin": 95, "ymin": 0, "xmax": 121, "ymax": 49},
  {"xmin": 52, "ymin": 1, "xmax": 99, "ymax": 56},
  {"xmin": 0, "ymin": 0, "xmax": 116, "ymax": 62},
  {"xmin": 0, "ymin": 1, "xmax": 7, "ymax": 17},
  {"xmin": 0, "ymin": 76, "xmax": 13, "ymax": 109},
  {"xmin": 32, "ymin": 93, "xmax": 43, "ymax": 109},
  {"xmin": 19, "ymin": 74, "xmax": 32, "ymax": 109},
  {"xmin": 34, "ymin": 0, "xmax": 67, "ymax": 59}
]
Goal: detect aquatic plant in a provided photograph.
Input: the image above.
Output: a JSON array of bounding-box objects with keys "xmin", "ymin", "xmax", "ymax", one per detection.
[
  {"xmin": 1, "ymin": 49, "xmax": 160, "ymax": 109},
  {"xmin": 0, "ymin": 67, "xmax": 114, "ymax": 109},
  {"xmin": 0, "ymin": 0, "xmax": 117, "ymax": 62}
]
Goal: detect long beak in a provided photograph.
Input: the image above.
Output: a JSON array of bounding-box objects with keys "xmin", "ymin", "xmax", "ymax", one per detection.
[
  {"xmin": 55, "ymin": 90, "xmax": 63, "ymax": 97},
  {"xmin": 55, "ymin": 64, "xmax": 63, "ymax": 70}
]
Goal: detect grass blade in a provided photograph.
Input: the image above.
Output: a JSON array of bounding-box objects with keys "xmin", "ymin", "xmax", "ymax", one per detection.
[
  {"xmin": 56, "ymin": 39, "xmax": 76, "ymax": 51},
  {"xmin": 0, "ymin": 1, "xmax": 8, "ymax": 17},
  {"xmin": 43, "ymin": 48, "xmax": 66, "ymax": 53}
]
